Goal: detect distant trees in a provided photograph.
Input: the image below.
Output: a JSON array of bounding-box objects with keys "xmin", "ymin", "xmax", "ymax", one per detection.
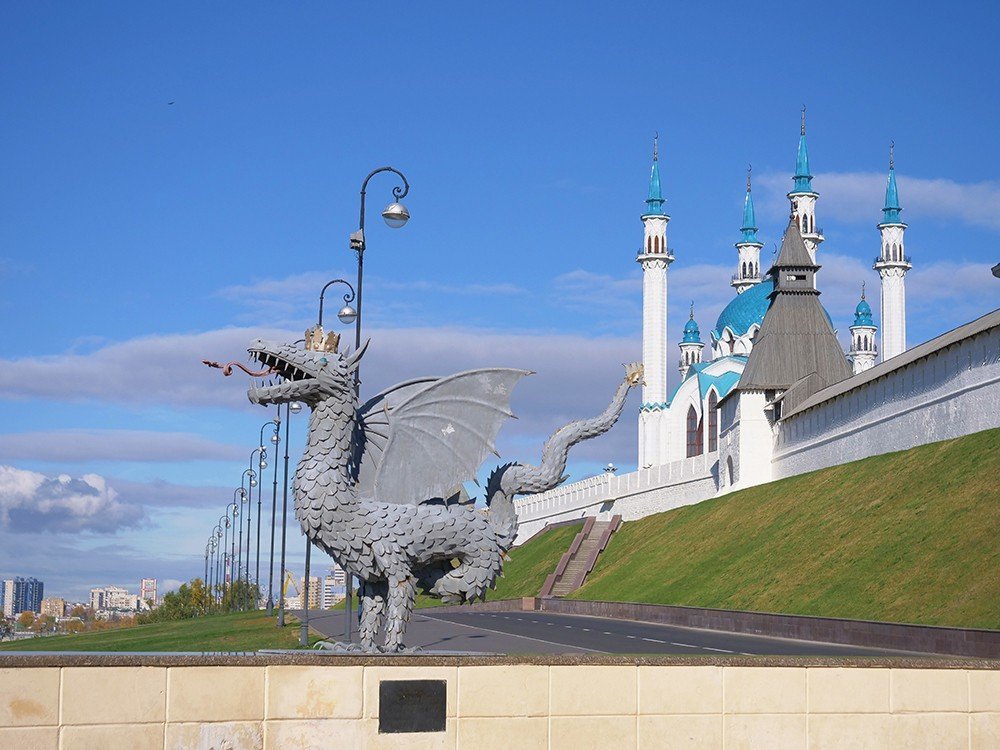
[
  {"xmin": 16, "ymin": 611, "xmax": 35, "ymax": 630},
  {"xmin": 135, "ymin": 577, "xmax": 262, "ymax": 623}
]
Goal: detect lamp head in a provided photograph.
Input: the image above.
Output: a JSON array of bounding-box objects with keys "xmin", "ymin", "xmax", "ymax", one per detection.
[
  {"xmin": 337, "ymin": 304, "xmax": 358, "ymax": 324},
  {"xmin": 381, "ymin": 201, "xmax": 410, "ymax": 229}
]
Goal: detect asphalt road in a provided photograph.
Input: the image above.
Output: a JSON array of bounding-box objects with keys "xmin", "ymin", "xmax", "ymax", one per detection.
[{"xmin": 297, "ymin": 608, "xmax": 921, "ymax": 656}]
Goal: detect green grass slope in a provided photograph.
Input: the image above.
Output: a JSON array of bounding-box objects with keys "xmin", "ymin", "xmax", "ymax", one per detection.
[
  {"xmin": 0, "ymin": 611, "xmax": 315, "ymax": 652},
  {"xmin": 572, "ymin": 428, "xmax": 1000, "ymax": 629}
]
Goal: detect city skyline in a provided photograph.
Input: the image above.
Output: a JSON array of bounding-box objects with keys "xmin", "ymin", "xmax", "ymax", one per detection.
[{"xmin": 2, "ymin": 4, "xmax": 998, "ymax": 600}]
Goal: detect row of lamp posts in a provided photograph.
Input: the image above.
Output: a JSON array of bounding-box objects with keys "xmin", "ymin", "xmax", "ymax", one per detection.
[{"xmin": 204, "ymin": 166, "xmax": 410, "ymax": 646}]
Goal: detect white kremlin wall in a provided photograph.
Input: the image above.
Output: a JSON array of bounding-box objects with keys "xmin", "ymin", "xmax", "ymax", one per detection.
[{"xmin": 773, "ymin": 314, "xmax": 1000, "ymax": 479}]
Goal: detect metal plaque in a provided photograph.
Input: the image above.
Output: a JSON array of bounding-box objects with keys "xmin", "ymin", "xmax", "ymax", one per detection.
[{"xmin": 378, "ymin": 679, "xmax": 447, "ymax": 734}]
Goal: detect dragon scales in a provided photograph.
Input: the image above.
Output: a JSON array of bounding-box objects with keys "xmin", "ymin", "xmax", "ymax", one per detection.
[{"xmin": 243, "ymin": 336, "xmax": 642, "ymax": 652}]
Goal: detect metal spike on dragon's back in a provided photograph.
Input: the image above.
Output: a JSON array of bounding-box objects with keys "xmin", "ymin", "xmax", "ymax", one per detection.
[{"xmin": 238, "ymin": 335, "xmax": 642, "ymax": 652}]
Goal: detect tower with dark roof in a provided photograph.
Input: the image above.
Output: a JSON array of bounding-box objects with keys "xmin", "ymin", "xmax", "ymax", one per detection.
[
  {"xmin": 874, "ymin": 142, "xmax": 911, "ymax": 360},
  {"xmin": 737, "ymin": 213, "xmax": 851, "ymax": 406}
]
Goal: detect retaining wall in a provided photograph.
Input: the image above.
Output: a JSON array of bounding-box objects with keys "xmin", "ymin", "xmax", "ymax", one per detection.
[{"xmin": 1, "ymin": 654, "xmax": 998, "ymax": 749}]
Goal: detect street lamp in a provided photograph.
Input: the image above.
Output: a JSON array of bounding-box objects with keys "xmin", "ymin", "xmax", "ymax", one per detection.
[
  {"xmin": 219, "ymin": 516, "xmax": 231, "ymax": 605},
  {"xmin": 340, "ymin": 165, "xmax": 410, "ymax": 643},
  {"xmin": 240, "ymin": 465, "xmax": 259, "ymax": 610},
  {"xmin": 260, "ymin": 416, "xmax": 282, "ymax": 615},
  {"xmin": 228, "ymin": 502, "xmax": 240, "ymax": 610}
]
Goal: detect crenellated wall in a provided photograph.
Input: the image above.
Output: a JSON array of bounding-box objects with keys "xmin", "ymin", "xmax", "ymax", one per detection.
[{"xmin": 513, "ymin": 453, "xmax": 717, "ymax": 544}]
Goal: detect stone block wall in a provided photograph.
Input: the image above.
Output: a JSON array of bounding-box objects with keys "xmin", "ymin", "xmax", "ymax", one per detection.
[{"xmin": 1, "ymin": 659, "xmax": 997, "ymax": 749}]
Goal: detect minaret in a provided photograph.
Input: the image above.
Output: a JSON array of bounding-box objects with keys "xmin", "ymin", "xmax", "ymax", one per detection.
[
  {"xmin": 848, "ymin": 283, "xmax": 878, "ymax": 375},
  {"xmin": 733, "ymin": 166, "xmax": 764, "ymax": 293},
  {"xmin": 637, "ymin": 134, "xmax": 673, "ymax": 469},
  {"xmin": 678, "ymin": 303, "xmax": 704, "ymax": 379},
  {"xmin": 787, "ymin": 107, "xmax": 824, "ymax": 261},
  {"xmin": 874, "ymin": 142, "xmax": 911, "ymax": 361}
]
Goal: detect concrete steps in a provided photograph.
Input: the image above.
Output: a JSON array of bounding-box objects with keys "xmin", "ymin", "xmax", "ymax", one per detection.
[{"xmin": 539, "ymin": 515, "xmax": 622, "ymax": 598}]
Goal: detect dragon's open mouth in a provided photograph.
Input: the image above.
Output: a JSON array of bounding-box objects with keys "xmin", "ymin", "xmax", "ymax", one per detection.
[{"xmin": 248, "ymin": 349, "xmax": 310, "ymax": 382}]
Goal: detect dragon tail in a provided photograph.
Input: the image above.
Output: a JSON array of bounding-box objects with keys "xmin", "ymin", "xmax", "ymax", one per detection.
[{"xmin": 485, "ymin": 363, "xmax": 643, "ymax": 550}]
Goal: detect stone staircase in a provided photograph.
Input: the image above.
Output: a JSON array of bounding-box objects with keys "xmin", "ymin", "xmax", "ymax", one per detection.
[{"xmin": 539, "ymin": 515, "xmax": 622, "ymax": 598}]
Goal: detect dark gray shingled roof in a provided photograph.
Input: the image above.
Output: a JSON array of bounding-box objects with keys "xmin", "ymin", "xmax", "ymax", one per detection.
[{"xmin": 737, "ymin": 217, "xmax": 852, "ymax": 393}]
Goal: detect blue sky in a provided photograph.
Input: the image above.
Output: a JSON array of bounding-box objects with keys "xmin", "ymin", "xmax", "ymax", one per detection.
[{"xmin": 1, "ymin": 3, "xmax": 998, "ymax": 600}]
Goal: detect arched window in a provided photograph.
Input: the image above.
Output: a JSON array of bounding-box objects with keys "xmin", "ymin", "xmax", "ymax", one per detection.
[
  {"xmin": 742, "ymin": 261, "xmax": 747, "ymax": 277},
  {"xmin": 708, "ymin": 391, "xmax": 718, "ymax": 452},
  {"xmin": 686, "ymin": 406, "xmax": 701, "ymax": 457},
  {"xmin": 646, "ymin": 237, "xmax": 651, "ymax": 253},
  {"xmin": 727, "ymin": 456, "xmax": 735, "ymax": 485}
]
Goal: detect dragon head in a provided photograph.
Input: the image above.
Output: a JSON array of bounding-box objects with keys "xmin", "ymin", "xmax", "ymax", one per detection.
[{"xmin": 246, "ymin": 338, "xmax": 367, "ymax": 407}]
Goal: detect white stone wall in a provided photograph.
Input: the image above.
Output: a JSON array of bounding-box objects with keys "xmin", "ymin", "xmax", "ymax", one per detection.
[
  {"xmin": 513, "ymin": 453, "xmax": 718, "ymax": 544},
  {"xmin": 774, "ymin": 325, "xmax": 1000, "ymax": 479}
]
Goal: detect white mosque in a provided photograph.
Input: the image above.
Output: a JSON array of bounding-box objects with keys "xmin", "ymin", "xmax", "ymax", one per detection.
[
  {"xmin": 513, "ymin": 114, "xmax": 1000, "ymax": 542},
  {"xmin": 637, "ymin": 112, "xmax": 908, "ymax": 471}
]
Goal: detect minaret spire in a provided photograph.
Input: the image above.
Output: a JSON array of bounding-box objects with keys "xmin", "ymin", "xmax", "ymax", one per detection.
[
  {"xmin": 637, "ymin": 135, "xmax": 673, "ymax": 468},
  {"xmin": 645, "ymin": 133, "xmax": 666, "ymax": 216},
  {"xmin": 733, "ymin": 164, "xmax": 764, "ymax": 294},
  {"xmin": 875, "ymin": 140, "xmax": 910, "ymax": 360},
  {"xmin": 788, "ymin": 106, "xmax": 824, "ymax": 261},
  {"xmin": 848, "ymin": 282, "xmax": 878, "ymax": 374},
  {"xmin": 678, "ymin": 302, "xmax": 704, "ymax": 379}
]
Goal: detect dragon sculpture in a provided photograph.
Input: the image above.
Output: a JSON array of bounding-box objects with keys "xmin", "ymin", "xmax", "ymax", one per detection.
[{"xmin": 239, "ymin": 333, "xmax": 641, "ymax": 652}]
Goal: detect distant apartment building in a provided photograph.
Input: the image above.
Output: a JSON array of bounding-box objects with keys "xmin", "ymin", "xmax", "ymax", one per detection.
[
  {"xmin": 40, "ymin": 597, "xmax": 66, "ymax": 618},
  {"xmin": 322, "ymin": 564, "xmax": 347, "ymax": 609},
  {"xmin": 139, "ymin": 578, "xmax": 157, "ymax": 606},
  {"xmin": 90, "ymin": 586, "xmax": 139, "ymax": 612},
  {"xmin": 300, "ymin": 576, "xmax": 321, "ymax": 610},
  {"xmin": 2, "ymin": 578, "xmax": 44, "ymax": 618}
]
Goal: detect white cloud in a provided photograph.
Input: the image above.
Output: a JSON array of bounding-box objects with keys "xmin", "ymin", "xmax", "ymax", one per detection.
[
  {"xmin": 755, "ymin": 171, "xmax": 1000, "ymax": 230},
  {"xmin": 0, "ymin": 430, "xmax": 244, "ymax": 463},
  {"xmin": 0, "ymin": 466, "xmax": 145, "ymax": 533}
]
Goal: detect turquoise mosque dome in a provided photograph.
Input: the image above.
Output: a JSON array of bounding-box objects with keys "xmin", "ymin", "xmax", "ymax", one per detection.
[
  {"xmin": 713, "ymin": 277, "xmax": 834, "ymax": 343},
  {"xmin": 712, "ymin": 278, "xmax": 774, "ymax": 341},
  {"xmin": 854, "ymin": 297, "xmax": 874, "ymax": 326},
  {"xmin": 682, "ymin": 314, "xmax": 701, "ymax": 343}
]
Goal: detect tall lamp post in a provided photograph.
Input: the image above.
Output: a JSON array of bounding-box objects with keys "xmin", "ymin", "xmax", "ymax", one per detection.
[
  {"xmin": 276, "ymin": 400, "xmax": 296, "ymax": 628},
  {"xmin": 211, "ymin": 525, "xmax": 223, "ymax": 607},
  {"xmin": 261, "ymin": 416, "xmax": 281, "ymax": 614},
  {"xmin": 342, "ymin": 166, "xmax": 410, "ymax": 642},
  {"xmin": 220, "ymin": 515, "xmax": 231, "ymax": 605},
  {"xmin": 228, "ymin": 502, "xmax": 240, "ymax": 610},
  {"xmin": 299, "ymin": 279, "xmax": 358, "ymax": 647},
  {"xmin": 240, "ymin": 469, "xmax": 258, "ymax": 610}
]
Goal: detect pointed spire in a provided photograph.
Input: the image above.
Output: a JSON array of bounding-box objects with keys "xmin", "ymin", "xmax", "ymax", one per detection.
[
  {"xmin": 740, "ymin": 165, "xmax": 760, "ymax": 243},
  {"xmin": 881, "ymin": 140, "xmax": 902, "ymax": 224},
  {"xmin": 644, "ymin": 132, "xmax": 666, "ymax": 216},
  {"xmin": 854, "ymin": 282, "xmax": 874, "ymax": 326},
  {"xmin": 792, "ymin": 106, "xmax": 814, "ymax": 194},
  {"xmin": 682, "ymin": 301, "xmax": 702, "ymax": 343}
]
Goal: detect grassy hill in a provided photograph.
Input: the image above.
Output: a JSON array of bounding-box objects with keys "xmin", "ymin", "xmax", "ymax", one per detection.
[
  {"xmin": 0, "ymin": 611, "xmax": 316, "ymax": 652},
  {"xmin": 570, "ymin": 428, "xmax": 1000, "ymax": 629}
]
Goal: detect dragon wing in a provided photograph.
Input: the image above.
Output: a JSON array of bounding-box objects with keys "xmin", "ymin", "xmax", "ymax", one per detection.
[
  {"xmin": 354, "ymin": 376, "xmax": 440, "ymax": 499},
  {"xmin": 356, "ymin": 368, "xmax": 529, "ymax": 506}
]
